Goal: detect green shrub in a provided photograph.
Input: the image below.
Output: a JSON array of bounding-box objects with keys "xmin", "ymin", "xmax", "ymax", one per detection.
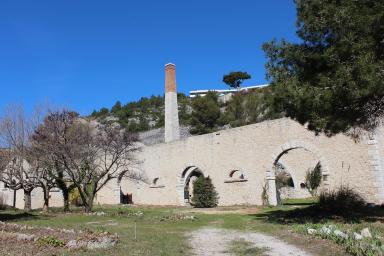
[
  {"xmin": 305, "ymin": 163, "xmax": 322, "ymax": 196},
  {"xmin": 37, "ymin": 236, "xmax": 65, "ymax": 247},
  {"xmin": 261, "ymin": 183, "xmax": 269, "ymax": 206},
  {"xmin": 319, "ymin": 186, "xmax": 366, "ymax": 213},
  {"xmin": 297, "ymin": 224, "xmax": 384, "ymax": 256},
  {"xmin": 69, "ymin": 187, "xmax": 82, "ymax": 206},
  {"xmin": 191, "ymin": 176, "xmax": 219, "ymax": 208}
]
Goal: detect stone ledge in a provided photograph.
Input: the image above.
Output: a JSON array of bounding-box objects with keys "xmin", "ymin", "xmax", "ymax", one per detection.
[
  {"xmin": 149, "ymin": 185, "xmax": 165, "ymax": 188},
  {"xmin": 224, "ymin": 179, "xmax": 248, "ymax": 183}
]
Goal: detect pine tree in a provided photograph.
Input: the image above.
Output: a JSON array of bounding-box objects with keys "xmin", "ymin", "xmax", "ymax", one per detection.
[
  {"xmin": 223, "ymin": 71, "xmax": 251, "ymax": 89},
  {"xmin": 225, "ymin": 93, "xmax": 246, "ymax": 127},
  {"xmin": 263, "ymin": 0, "xmax": 384, "ymax": 135},
  {"xmin": 190, "ymin": 91, "xmax": 221, "ymax": 134}
]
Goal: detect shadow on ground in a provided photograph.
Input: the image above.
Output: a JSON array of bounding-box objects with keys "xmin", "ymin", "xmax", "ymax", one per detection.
[
  {"xmin": 251, "ymin": 204, "xmax": 384, "ymax": 224},
  {"xmin": 0, "ymin": 211, "xmax": 40, "ymax": 222}
]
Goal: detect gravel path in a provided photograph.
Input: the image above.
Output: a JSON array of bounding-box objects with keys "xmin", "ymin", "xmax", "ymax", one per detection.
[{"xmin": 188, "ymin": 228, "xmax": 312, "ymax": 256}]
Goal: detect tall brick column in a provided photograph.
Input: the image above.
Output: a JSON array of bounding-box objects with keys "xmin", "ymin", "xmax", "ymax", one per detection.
[{"xmin": 164, "ymin": 63, "xmax": 180, "ymax": 142}]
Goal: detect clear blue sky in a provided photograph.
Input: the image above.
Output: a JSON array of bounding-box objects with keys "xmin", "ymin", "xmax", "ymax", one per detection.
[{"xmin": 0, "ymin": 0, "xmax": 298, "ymax": 115}]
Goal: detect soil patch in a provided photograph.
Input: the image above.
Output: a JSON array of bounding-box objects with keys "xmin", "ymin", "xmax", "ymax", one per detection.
[{"xmin": 188, "ymin": 227, "xmax": 312, "ymax": 256}]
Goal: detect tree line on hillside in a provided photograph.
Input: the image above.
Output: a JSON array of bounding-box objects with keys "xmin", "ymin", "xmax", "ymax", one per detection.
[
  {"xmin": 90, "ymin": 93, "xmax": 191, "ymax": 132},
  {"xmin": 90, "ymin": 86, "xmax": 284, "ymax": 136},
  {"xmin": 0, "ymin": 106, "xmax": 143, "ymax": 212}
]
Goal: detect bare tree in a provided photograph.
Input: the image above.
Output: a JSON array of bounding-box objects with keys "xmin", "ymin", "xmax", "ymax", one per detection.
[
  {"xmin": 31, "ymin": 110, "xmax": 78, "ymax": 212},
  {"xmin": 61, "ymin": 120, "xmax": 142, "ymax": 212},
  {"xmin": 0, "ymin": 105, "xmax": 42, "ymax": 211},
  {"xmin": 33, "ymin": 110, "xmax": 143, "ymax": 212},
  {"xmin": 27, "ymin": 145, "xmax": 56, "ymax": 212}
]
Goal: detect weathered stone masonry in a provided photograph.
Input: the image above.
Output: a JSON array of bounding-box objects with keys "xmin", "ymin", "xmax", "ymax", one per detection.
[{"xmin": 119, "ymin": 118, "xmax": 383, "ymax": 206}]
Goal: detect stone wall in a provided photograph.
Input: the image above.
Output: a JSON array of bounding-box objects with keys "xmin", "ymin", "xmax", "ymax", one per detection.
[
  {"xmin": 3, "ymin": 117, "xmax": 383, "ymax": 209},
  {"xmin": 119, "ymin": 118, "xmax": 382, "ymax": 206}
]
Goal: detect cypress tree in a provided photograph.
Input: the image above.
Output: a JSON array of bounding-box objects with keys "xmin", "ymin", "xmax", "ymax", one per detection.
[{"xmin": 192, "ymin": 176, "xmax": 219, "ymax": 208}]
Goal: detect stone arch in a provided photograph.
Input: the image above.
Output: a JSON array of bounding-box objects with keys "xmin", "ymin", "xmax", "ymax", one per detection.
[
  {"xmin": 229, "ymin": 170, "xmax": 244, "ymax": 179},
  {"xmin": 177, "ymin": 166, "xmax": 205, "ymax": 205},
  {"xmin": 265, "ymin": 140, "xmax": 330, "ymax": 206}
]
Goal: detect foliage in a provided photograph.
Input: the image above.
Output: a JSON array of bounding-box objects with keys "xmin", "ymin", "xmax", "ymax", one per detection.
[
  {"xmin": 305, "ymin": 163, "xmax": 322, "ymax": 196},
  {"xmin": 69, "ymin": 187, "xmax": 82, "ymax": 206},
  {"xmin": 91, "ymin": 94, "xmax": 191, "ymax": 132},
  {"xmin": 224, "ymin": 93, "xmax": 247, "ymax": 127},
  {"xmin": 37, "ymin": 235, "xmax": 65, "ymax": 247},
  {"xmin": 1, "ymin": 205, "xmax": 376, "ymax": 256},
  {"xmin": 190, "ymin": 92, "xmax": 222, "ymax": 135},
  {"xmin": 261, "ymin": 182, "xmax": 269, "ymax": 206},
  {"xmin": 297, "ymin": 224, "xmax": 384, "ymax": 256},
  {"xmin": 223, "ymin": 87, "xmax": 284, "ymax": 128},
  {"xmin": 191, "ymin": 176, "xmax": 219, "ymax": 208},
  {"xmin": 263, "ymin": 0, "xmax": 384, "ymax": 135},
  {"xmin": 223, "ymin": 71, "xmax": 251, "ymax": 89},
  {"xmin": 228, "ymin": 238, "xmax": 269, "ymax": 255},
  {"xmin": 319, "ymin": 186, "xmax": 366, "ymax": 214},
  {"xmin": 90, "ymin": 86, "xmax": 283, "ymax": 136}
]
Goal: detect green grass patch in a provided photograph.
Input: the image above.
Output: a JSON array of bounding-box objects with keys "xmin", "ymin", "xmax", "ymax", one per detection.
[
  {"xmin": 37, "ymin": 235, "xmax": 65, "ymax": 247},
  {"xmin": 227, "ymin": 238, "xmax": 269, "ymax": 256},
  {"xmin": 1, "ymin": 202, "xmax": 380, "ymax": 256}
]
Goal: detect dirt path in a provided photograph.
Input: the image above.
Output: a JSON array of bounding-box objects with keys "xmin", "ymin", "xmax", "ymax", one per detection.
[{"xmin": 188, "ymin": 228, "xmax": 312, "ymax": 256}]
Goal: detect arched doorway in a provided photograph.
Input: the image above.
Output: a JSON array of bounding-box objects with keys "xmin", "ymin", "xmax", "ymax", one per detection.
[
  {"xmin": 266, "ymin": 141, "xmax": 330, "ymax": 206},
  {"xmin": 178, "ymin": 166, "xmax": 204, "ymax": 205}
]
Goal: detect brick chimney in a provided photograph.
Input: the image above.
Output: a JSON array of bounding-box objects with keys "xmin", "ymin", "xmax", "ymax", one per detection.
[{"xmin": 164, "ymin": 63, "xmax": 180, "ymax": 142}]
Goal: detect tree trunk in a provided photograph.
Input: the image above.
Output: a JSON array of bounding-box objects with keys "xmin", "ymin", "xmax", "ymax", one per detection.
[
  {"xmin": 42, "ymin": 187, "xmax": 50, "ymax": 212},
  {"xmin": 12, "ymin": 189, "xmax": 16, "ymax": 208},
  {"xmin": 83, "ymin": 194, "xmax": 95, "ymax": 213},
  {"xmin": 56, "ymin": 178, "xmax": 70, "ymax": 212},
  {"xmin": 24, "ymin": 190, "xmax": 32, "ymax": 211},
  {"xmin": 62, "ymin": 188, "xmax": 70, "ymax": 212}
]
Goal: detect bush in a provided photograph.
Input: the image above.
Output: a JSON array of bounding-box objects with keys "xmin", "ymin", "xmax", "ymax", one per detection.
[
  {"xmin": 319, "ymin": 186, "xmax": 366, "ymax": 213},
  {"xmin": 261, "ymin": 183, "xmax": 269, "ymax": 206},
  {"xmin": 192, "ymin": 176, "xmax": 219, "ymax": 208},
  {"xmin": 69, "ymin": 187, "xmax": 82, "ymax": 206},
  {"xmin": 305, "ymin": 163, "xmax": 322, "ymax": 196},
  {"xmin": 37, "ymin": 236, "xmax": 65, "ymax": 247}
]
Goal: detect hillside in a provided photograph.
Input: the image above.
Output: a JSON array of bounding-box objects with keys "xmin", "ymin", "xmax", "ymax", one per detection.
[
  {"xmin": 89, "ymin": 86, "xmax": 283, "ymax": 141},
  {"xmin": 90, "ymin": 93, "xmax": 192, "ymax": 133}
]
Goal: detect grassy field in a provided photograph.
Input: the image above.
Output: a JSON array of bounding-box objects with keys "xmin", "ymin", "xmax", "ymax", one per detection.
[{"xmin": 0, "ymin": 199, "xmax": 382, "ymax": 256}]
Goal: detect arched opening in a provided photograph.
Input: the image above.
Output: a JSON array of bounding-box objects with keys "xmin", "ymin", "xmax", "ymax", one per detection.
[
  {"xmin": 118, "ymin": 172, "xmax": 133, "ymax": 205},
  {"xmin": 266, "ymin": 142, "xmax": 329, "ymax": 206},
  {"xmin": 229, "ymin": 170, "xmax": 244, "ymax": 179},
  {"xmin": 224, "ymin": 170, "xmax": 248, "ymax": 183},
  {"xmin": 180, "ymin": 166, "xmax": 204, "ymax": 204}
]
